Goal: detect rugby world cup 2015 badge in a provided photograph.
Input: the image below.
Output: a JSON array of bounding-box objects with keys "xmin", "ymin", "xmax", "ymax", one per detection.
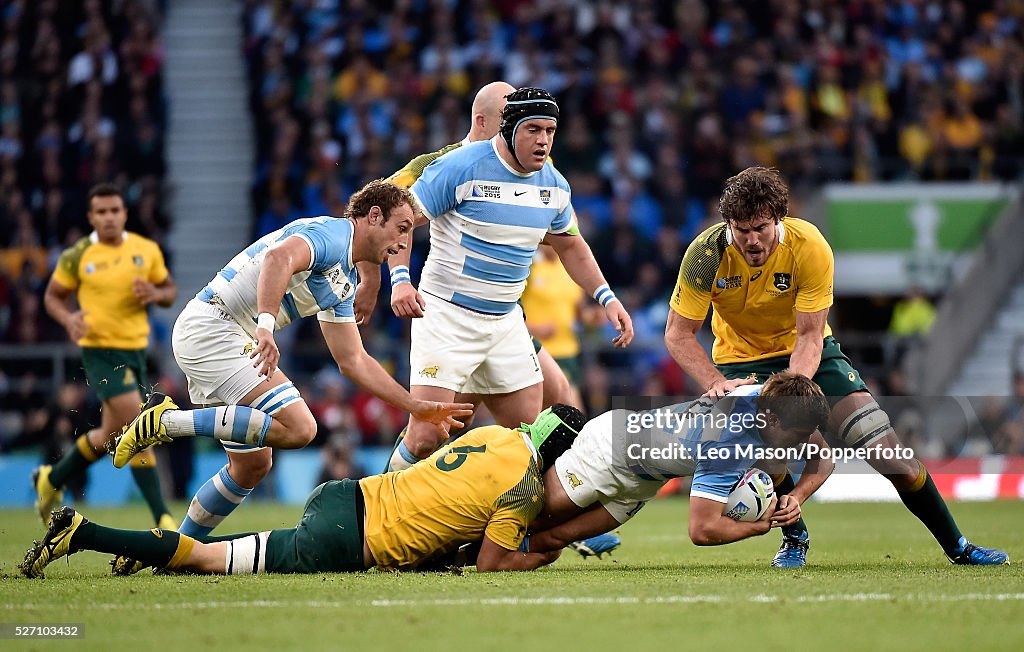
[
  {"xmin": 773, "ymin": 272, "xmax": 792, "ymax": 291},
  {"xmin": 539, "ymin": 189, "xmax": 551, "ymax": 205}
]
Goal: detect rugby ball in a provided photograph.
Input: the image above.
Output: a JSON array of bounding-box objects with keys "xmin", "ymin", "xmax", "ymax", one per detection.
[{"xmin": 724, "ymin": 468, "xmax": 775, "ymax": 522}]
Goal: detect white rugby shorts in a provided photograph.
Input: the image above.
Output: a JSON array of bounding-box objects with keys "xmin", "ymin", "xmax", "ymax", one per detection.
[
  {"xmin": 409, "ymin": 295, "xmax": 543, "ymax": 395},
  {"xmin": 554, "ymin": 411, "xmax": 665, "ymax": 524},
  {"xmin": 172, "ymin": 299, "xmax": 271, "ymax": 408}
]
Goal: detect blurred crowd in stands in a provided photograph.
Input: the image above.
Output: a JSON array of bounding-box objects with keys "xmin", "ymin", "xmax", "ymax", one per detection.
[
  {"xmin": 2, "ymin": 1, "xmax": 1024, "ymax": 494},
  {"xmin": 0, "ymin": 0, "xmax": 169, "ymax": 345}
]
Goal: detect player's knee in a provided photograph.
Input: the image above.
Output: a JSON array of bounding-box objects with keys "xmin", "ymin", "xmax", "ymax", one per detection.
[
  {"xmin": 405, "ymin": 429, "xmax": 445, "ymax": 460},
  {"xmin": 279, "ymin": 413, "xmax": 318, "ymax": 449},
  {"xmin": 228, "ymin": 455, "xmax": 273, "ymax": 487}
]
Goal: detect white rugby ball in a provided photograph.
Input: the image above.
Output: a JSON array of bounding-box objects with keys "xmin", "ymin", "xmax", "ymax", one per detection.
[{"xmin": 724, "ymin": 468, "xmax": 776, "ymax": 522}]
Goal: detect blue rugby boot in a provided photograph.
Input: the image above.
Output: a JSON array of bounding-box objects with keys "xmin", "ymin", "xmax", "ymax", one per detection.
[
  {"xmin": 948, "ymin": 537, "xmax": 1009, "ymax": 565},
  {"xmin": 568, "ymin": 533, "xmax": 621, "ymax": 559},
  {"xmin": 771, "ymin": 530, "xmax": 809, "ymax": 568}
]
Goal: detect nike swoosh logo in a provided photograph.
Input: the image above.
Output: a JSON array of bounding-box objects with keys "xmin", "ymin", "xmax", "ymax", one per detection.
[
  {"xmin": 221, "ymin": 410, "xmax": 229, "ymax": 427},
  {"xmin": 514, "ymin": 191, "xmax": 526, "ymax": 196}
]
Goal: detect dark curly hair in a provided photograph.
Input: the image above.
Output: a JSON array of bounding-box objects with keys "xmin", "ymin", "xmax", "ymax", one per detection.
[
  {"xmin": 719, "ymin": 166, "xmax": 790, "ymax": 225},
  {"xmin": 344, "ymin": 179, "xmax": 414, "ymax": 222}
]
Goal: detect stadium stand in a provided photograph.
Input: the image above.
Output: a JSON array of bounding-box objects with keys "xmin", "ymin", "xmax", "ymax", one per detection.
[
  {"xmin": 0, "ymin": 0, "xmax": 170, "ymax": 449},
  {"xmin": 2, "ymin": 1, "xmax": 1023, "ymax": 499}
]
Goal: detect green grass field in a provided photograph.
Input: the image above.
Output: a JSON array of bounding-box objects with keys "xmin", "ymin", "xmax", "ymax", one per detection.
[{"xmin": 2, "ymin": 499, "xmax": 1023, "ymax": 650}]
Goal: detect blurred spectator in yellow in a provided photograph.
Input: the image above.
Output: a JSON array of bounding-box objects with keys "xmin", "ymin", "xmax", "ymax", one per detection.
[{"xmin": 886, "ymin": 287, "xmax": 937, "ymax": 366}]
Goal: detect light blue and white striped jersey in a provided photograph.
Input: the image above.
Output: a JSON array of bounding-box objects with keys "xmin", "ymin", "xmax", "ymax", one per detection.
[
  {"xmin": 409, "ymin": 137, "xmax": 575, "ymax": 314},
  {"xmin": 616, "ymin": 385, "xmax": 766, "ymax": 503},
  {"xmin": 196, "ymin": 217, "xmax": 358, "ymax": 336}
]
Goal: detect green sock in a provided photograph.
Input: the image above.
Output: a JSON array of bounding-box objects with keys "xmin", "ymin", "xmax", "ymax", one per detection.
[
  {"xmin": 49, "ymin": 441, "xmax": 96, "ymax": 488},
  {"xmin": 130, "ymin": 466, "xmax": 172, "ymax": 523},
  {"xmin": 70, "ymin": 522, "xmax": 187, "ymax": 568},
  {"xmin": 776, "ymin": 473, "xmax": 809, "ymax": 539},
  {"xmin": 896, "ymin": 473, "xmax": 962, "ymax": 554}
]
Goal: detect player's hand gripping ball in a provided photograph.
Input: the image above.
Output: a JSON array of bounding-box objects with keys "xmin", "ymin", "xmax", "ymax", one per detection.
[{"xmin": 724, "ymin": 469, "xmax": 776, "ymax": 522}]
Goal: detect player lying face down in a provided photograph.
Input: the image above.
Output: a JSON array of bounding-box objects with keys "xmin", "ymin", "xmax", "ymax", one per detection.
[
  {"xmin": 525, "ymin": 373, "xmax": 833, "ymax": 552},
  {"xmin": 22, "ymin": 407, "xmax": 586, "ymax": 578}
]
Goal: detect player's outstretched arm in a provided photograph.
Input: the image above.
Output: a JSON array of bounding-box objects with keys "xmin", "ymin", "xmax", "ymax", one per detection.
[
  {"xmin": 688, "ymin": 495, "xmax": 775, "ymax": 545},
  {"xmin": 544, "ymin": 231, "xmax": 633, "ymax": 347},
  {"xmin": 665, "ymin": 310, "xmax": 743, "ymax": 397},
  {"xmin": 320, "ymin": 320, "xmax": 472, "ymax": 434},
  {"xmin": 476, "ymin": 534, "xmax": 561, "ymax": 572},
  {"xmin": 529, "ymin": 504, "xmax": 620, "ymax": 553}
]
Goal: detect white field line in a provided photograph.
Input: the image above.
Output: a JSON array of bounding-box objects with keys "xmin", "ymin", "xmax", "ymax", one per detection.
[{"xmin": 3, "ymin": 593, "xmax": 1024, "ymax": 611}]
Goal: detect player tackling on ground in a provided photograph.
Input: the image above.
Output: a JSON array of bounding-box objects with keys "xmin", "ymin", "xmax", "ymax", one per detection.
[
  {"xmin": 525, "ymin": 373, "xmax": 833, "ymax": 553},
  {"xmin": 664, "ymin": 166, "xmax": 1007, "ymax": 567},
  {"xmin": 22, "ymin": 406, "xmax": 582, "ymax": 576}
]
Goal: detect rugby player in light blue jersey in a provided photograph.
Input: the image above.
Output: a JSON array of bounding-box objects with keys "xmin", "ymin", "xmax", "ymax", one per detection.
[
  {"xmin": 385, "ymin": 87, "xmax": 634, "ymax": 473},
  {"xmin": 526, "ymin": 373, "xmax": 834, "ymax": 553},
  {"xmin": 111, "ymin": 180, "xmax": 471, "ymax": 573}
]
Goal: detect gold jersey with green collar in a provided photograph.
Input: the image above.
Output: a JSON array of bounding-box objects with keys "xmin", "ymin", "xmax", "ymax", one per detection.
[
  {"xmin": 51, "ymin": 231, "xmax": 169, "ymax": 350},
  {"xmin": 669, "ymin": 217, "xmax": 834, "ymax": 364},
  {"xmin": 359, "ymin": 424, "xmax": 543, "ymax": 570},
  {"xmin": 387, "ymin": 140, "xmax": 467, "ymax": 189}
]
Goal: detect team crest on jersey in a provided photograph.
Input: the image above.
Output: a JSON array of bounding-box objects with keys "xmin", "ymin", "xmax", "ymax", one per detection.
[
  {"xmin": 132, "ymin": 255, "xmax": 144, "ymax": 266},
  {"xmin": 539, "ymin": 189, "xmax": 551, "ymax": 205},
  {"xmin": 419, "ymin": 365, "xmax": 440, "ymax": 378},
  {"xmin": 773, "ymin": 272, "xmax": 792, "ymax": 291}
]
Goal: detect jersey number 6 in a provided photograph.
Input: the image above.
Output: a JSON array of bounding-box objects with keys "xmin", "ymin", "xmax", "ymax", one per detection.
[{"xmin": 435, "ymin": 445, "xmax": 487, "ymax": 472}]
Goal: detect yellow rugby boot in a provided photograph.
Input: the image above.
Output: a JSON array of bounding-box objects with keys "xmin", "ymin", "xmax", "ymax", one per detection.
[
  {"xmin": 113, "ymin": 392, "xmax": 177, "ymax": 468},
  {"xmin": 20, "ymin": 507, "xmax": 86, "ymax": 579},
  {"xmin": 32, "ymin": 465, "xmax": 64, "ymax": 525}
]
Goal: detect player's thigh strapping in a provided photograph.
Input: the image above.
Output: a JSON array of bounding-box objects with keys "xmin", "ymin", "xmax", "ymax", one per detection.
[{"xmin": 409, "ymin": 296, "xmax": 542, "ymax": 394}]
